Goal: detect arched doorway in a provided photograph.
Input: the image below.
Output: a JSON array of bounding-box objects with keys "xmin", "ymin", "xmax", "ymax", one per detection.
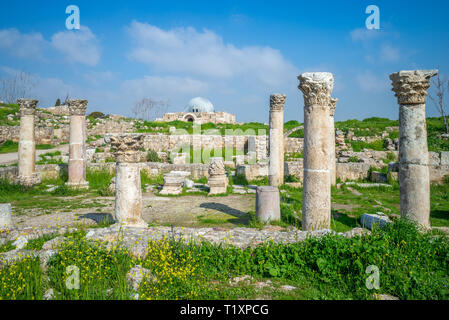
[{"xmin": 183, "ymin": 113, "xmax": 196, "ymax": 122}]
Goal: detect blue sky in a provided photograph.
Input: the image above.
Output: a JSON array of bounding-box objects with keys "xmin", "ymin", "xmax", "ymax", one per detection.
[{"xmin": 1, "ymin": 0, "xmax": 448, "ymax": 123}]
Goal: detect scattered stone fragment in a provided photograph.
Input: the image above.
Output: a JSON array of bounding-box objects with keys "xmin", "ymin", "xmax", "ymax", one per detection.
[
  {"xmin": 12, "ymin": 236, "xmax": 28, "ymax": 249},
  {"xmin": 126, "ymin": 265, "xmax": 156, "ymax": 291},
  {"xmin": 360, "ymin": 213, "xmax": 391, "ymax": 230},
  {"xmin": 44, "ymin": 288, "xmax": 55, "ymax": 300}
]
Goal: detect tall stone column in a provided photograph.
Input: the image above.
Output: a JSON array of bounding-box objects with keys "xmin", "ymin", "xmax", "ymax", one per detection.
[
  {"xmin": 329, "ymin": 98, "xmax": 338, "ymax": 186},
  {"xmin": 298, "ymin": 72, "xmax": 334, "ymax": 231},
  {"xmin": 390, "ymin": 69, "xmax": 438, "ymax": 228},
  {"xmin": 110, "ymin": 134, "xmax": 146, "ymax": 227},
  {"xmin": 268, "ymin": 94, "xmax": 286, "ymax": 187},
  {"xmin": 16, "ymin": 99, "xmax": 40, "ymax": 186},
  {"xmin": 67, "ymin": 100, "xmax": 89, "ymax": 188}
]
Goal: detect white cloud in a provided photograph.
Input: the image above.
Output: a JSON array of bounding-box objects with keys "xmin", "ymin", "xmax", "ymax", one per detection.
[
  {"xmin": 0, "ymin": 28, "xmax": 47, "ymax": 59},
  {"xmin": 380, "ymin": 44, "xmax": 400, "ymax": 62},
  {"xmin": 355, "ymin": 71, "xmax": 389, "ymax": 92},
  {"xmin": 51, "ymin": 26, "xmax": 100, "ymax": 66},
  {"xmin": 350, "ymin": 28, "xmax": 382, "ymax": 42},
  {"xmin": 126, "ymin": 21, "xmax": 297, "ymax": 87},
  {"xmin": 122, "ymin": 75, "xmax": 208, "ymax": 100}
]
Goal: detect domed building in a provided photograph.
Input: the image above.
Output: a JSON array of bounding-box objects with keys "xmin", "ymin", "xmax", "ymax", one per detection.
[{"xmin": 158, "ymin": 97, "xmax": 235, "ymax": 124}]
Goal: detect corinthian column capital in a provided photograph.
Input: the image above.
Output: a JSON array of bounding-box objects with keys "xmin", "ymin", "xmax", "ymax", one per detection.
[
  {"xmin": 17, "ymin": 99, "xmax": 38, "ymax": 116},
  {"xmin": 390, "ymin": 70, "xmax": 438, "ymax": 105},
  {"xmin": 67, "ymin": 99, "xmax": 88, "ymax": 116},
  {"xmin": 298, "ymin": 72, "xmax": 334, "ymax": 107},
  {"xmin": 110, "ymin": 133, "xmax": 144, "ymax": 163},
  {"xmin": 270, "ymin": 94, "xmax": 286, "ymax": 111}
]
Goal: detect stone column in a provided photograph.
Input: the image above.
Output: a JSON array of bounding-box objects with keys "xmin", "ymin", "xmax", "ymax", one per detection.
[
  {"xmin": 329, "ymin": 98, "xmax": 338, "ymax": 186},
  {"xmin": 110, "ymin": 134, "xmax": 146, "ymax": 227},
  {"xmin": 390, "ymin": 69, "xmax": 438, "ymax": 228},
  {"xmin": 0, "ymin": 203, "xmax": 13, "ymax": 230},
  {"xmin": 255, "ymin": 186, "xmax": 281, "ymax": 223},
  {"xmin": 208, "ymin": 157, "xmax": 228, "ymax": 195},
  {"xmin": 67, "ymin": 99, "xmax": 89, "ymax": 188},
  {"xmin": 268, "ymin": 94, "xmax": 286, "ymax": 187},
  {"xmin": 16, "ymin": 99, "xmax": 40, "ymax": 186},
  {"xmin": 298, "ymin": 72, "xmax": 334, "ymax": 231}
]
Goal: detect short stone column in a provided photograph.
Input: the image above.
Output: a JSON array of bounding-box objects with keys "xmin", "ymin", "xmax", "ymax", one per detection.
[
  {"xmin": 0, "ymin": 203, "xmax": 14, "ymax": 230},
  {"xmin": 390, "ymin": 69, "xmax": 438, "ymax": 227},
  {"xmin": 110, "ymin": 134, "xmax": 146, "ymax": 227},
  {"xmin": 298, "ymin": 72, "xmax": 334, "ymax": 231},
  {"xmin": 329, "ymin": 98, "xmax": 338, "ymax": 186},
  {"xmin": 268, "ymin": 94, "xmax": 286, "ymax": 187},
  {"xmin": 208, "ymin": 157, "xmax": 228, "ymax": 195},
  {"xmin": 67, "ymin": 99, "xmax": 89, "ymax": 188},
  {"xmin": 16, "ymin": 99, "xmax": 40, "ymax": 186},
  {"xmin": 255, "ymin": 186, "xmax": 280, "ymax": 223}
]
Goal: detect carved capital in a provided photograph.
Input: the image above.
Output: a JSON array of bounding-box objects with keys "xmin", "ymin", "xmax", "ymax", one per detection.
[
  {"xmin": 67, "ymin": 99, "xmax": 88, "ymax": 116},
  {"xmin": 17, "ymin": 99, "xmax": 38, "ymax": 116},
  {"xmin": 298, "ymin": 72, "xmax": 334, "ymax": 107},
  {"xmin": 270, "ymin": 94, "xmax": 286, "ymax": 111},
  {"xmin": 110, "ymin": 134, "xmax": 144, "ymax": 163},
  {"xmin": 390, "ymin": 69, "xmax": 438, "ymax": 105},
  {"xmin": 208, "ymin": 157, "xmax": 226, "ymax": 176},
  {"xmin": 329, "ymin": 97, "xmax": 338, "ymax": 117}
]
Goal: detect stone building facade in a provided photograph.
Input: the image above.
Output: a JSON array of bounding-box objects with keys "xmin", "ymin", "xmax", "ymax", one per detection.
[{"xmin": 158, "ymin": 111, "xmax": 236, "ymax": 124}]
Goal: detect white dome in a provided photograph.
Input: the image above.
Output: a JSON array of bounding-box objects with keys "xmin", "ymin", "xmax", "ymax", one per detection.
[{"xmin": 184, "ymin": 97, "xmax": 214, "ymax": 113}]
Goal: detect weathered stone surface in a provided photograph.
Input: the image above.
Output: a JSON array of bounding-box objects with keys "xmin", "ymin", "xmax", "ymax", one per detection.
[
  {"xmin": 441, "ymin": 151, "xmax": 449, "ymax": 166},
  {"xmin": 255, "ymin": 186, "xmax": 280, "ymax": 223},
  {"xmin": 67, "ymin": 100, "xmax": 89, "ymax": 189},
  {"xmin": 160, "ymin": 171, "xmax": 190, "ymax": 195},
  {"xmin": 298, "ymin": 72, "xmax": 334, "ymax": 231},
  {"xmin": 67, "ymin": 99, "xmax": 88, "ymax": 116},
  {"xmin": 360, "ymin": 213, "xmax": 391, "ymax": 230},
  {"xmin": 84, "ymin": 224, "xmax": 348, "ymax": 250},
  {"xmin": 208, "ymin": 158, "xmax": 228, "ymax": 195},
  {"xmin": 17, "ymin": 99, "xmax": 41, "ymax": 186},
  {"xmin": 390, "ymin": 69, "xmax": 437, "ymax": 228},
  {"xmin": 0, "ymin": 203, "xmax": 13, "ymax": 230},
  {"xmin": 268, "ymin": 94, "xmax": 286, "ymax": 187},
  {"xmin": 390, "ymin": 70, "xmax": 438, "ymax": 105},
  {"xmin": 127, "ymin": 265, "xmax": 156, "ymax": 291},
  {"xmin": 109, "ymin": 133, "xmax": 144, "ymax": 163}
]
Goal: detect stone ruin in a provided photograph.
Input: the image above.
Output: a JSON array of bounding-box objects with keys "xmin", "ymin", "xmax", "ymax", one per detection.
[{"xmin": 0, "ymin": 68, "xmax": 441, "ymax": 230}]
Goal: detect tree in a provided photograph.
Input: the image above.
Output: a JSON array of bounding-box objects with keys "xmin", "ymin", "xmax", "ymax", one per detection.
[
  {"xmin": 131, "ymin": 98, "xmax": 170, "ymax": 121},
  {"xmin": 0, "ymin": 71, "xmax": 37, "ymax": 104},
  {"xmin": 429, "ymin": 72, "xmax": 449, "ymax": 134},
  {"xmin": 55, "ymin": 98, "xmax": 61, "ymax": 106}
]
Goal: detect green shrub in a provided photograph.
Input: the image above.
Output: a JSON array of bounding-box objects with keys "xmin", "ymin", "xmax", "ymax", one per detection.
[{"xmin": 147, "ymin": 149, "xmax": 161, "ymax": 162}]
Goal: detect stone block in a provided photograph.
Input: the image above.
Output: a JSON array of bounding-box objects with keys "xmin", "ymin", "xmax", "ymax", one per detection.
[
  {"xmin": 0, "ymin": 203, "xmax": 13, "ymax": 230},
  {"xmin": 360, "ymin": 213, "xmax": 391, "ymax": 230}
]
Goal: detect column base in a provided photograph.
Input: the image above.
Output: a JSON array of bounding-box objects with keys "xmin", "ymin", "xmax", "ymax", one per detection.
[
  {"xmin": 116, "ymin": 218, "xmax": 148, "ymax": 228},
  {"xmin": 15, "ymin": 173, "xmax": 41, "ymax": 187},
  {"xmin": 208, "ymin": 175, "xmax": 228, "ymax": 195},
  {"xmin": 66, "ymin": 181, "xmax": 90, "ymax": 189}
]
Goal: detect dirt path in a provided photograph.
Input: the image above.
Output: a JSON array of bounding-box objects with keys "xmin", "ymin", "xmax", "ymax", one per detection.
[{"xmin": 11, "ymin": 193, "xmax": 256, "ymax": 230}]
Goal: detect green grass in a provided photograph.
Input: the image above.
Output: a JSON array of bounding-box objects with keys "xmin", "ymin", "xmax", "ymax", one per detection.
[
  {"xmin": 24, "ymin": 234, "xmax": 58, "ymax": 251},
  {"xmin": 0, "ymin": 220, "xmax": 447, "ymax": 300},
  {"xmin": 36, "ymin": 144, "xmax": 55, "ymax": 150},
  {"xmin": 0, "ymin": 103, "xmax": 19, "ymax": 126},
  {"xmin": 0, "ymin": 140, "xmax": 18, "ymax": 153}
]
